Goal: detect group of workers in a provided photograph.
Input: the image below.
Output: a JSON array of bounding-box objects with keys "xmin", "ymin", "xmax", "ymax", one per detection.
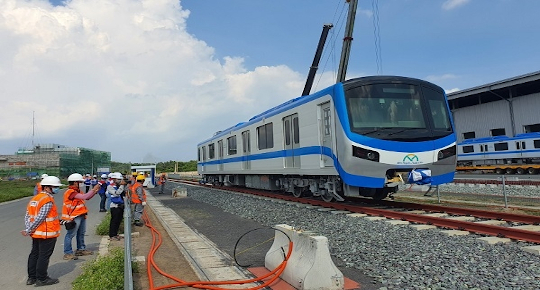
[{"xmin": 22, "ymin": 171, "xmax": 167, "ymax": 286}]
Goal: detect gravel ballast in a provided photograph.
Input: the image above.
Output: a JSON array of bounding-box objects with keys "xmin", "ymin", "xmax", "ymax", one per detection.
[{"xmin": 184, "ymin": 186, "xmax": 540, "ymax": 290}]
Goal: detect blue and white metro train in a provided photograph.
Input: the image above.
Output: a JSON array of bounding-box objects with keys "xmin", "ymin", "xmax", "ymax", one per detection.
[
  {"xmin": 457, "ymin": 133, "xmax": 540, "ymax": 174},
  {"xmin": 197, "ymin": 76, "xmax": 457, "ymax": 201}
]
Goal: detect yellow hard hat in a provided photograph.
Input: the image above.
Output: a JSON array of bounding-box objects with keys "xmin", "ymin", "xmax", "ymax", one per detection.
[
  {"xmin": 132, "ymin": 172, "xmax": 138, "ymax": 176},
  {"xmin": 136, "ymin": 175, "xmax": 146, "ymax": 181}
]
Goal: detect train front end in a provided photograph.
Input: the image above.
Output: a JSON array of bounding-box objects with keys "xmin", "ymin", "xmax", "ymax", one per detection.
[{"xmin": 334, "ymin": 76, "xmax": 456, "ymax": 198}]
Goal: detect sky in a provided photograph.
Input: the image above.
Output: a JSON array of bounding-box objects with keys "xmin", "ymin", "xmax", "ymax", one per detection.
[{"xmin": 1, "ymin": 0, "xmax": 539, "ymax": 163}]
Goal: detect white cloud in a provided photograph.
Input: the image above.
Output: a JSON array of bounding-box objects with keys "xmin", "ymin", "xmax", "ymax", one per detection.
[
  {"xmin": 425, "ymin": 73, "xmax": 458, "ymax": 82},
  {"xmin": 0, "ymin": 0, "xmax": 305, "ymax": 162},
  {"xmin": 442, "ymin": 0, "xmax": 471, "ymax": 10}
]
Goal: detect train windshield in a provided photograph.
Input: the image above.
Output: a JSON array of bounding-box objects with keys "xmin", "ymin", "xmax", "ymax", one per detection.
[{"xmin": 345, "ymin": 83, "xmax": 452, "ymax": 141}]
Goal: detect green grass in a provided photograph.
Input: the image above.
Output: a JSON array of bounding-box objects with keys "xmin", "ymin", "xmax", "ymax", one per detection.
[
  {"xmin": 72, "ymin": 247, "xmax": 129, "ymax": 290},
  {"xmin": 0, "ymin": 180, "xmax": 35, "ymax": 202}
]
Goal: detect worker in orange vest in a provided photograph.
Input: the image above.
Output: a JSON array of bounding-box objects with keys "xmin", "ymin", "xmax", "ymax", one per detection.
[
  {"xmin": 158, "ymin": 172, "xmax": 167, "ymax": 194},
  {"xmin": 21, "ymin": 176, "xmax": 62, "ymax": 286},
  {"xmin": 33, "ymin": 173, "xmax": 48, "ymax": 196},
  {"xmin": 61, "ymin": 173, "xmax": 100, "ymax": 260},
  {"xmin": 131, "ymin": 174, "xmax": 147, "ymax": 226}
]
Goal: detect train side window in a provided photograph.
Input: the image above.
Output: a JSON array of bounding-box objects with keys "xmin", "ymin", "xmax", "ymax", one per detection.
[
  {"xmin": 480, "ymin": 145, "xmax": 483, "ymax": 152},
  {"xmin": 202, "ymin": 146, "xmax": 206, "ymax": 160},
  {"xmin": 534, "ymin": 140, "xmax": 540, "ymax": 148},
  {"xmin": 293, "ymin": 117, "xmax": 300, "ymax": 144},
  {"xmin": 218, "ymin": 140, "xmax": 224, "ymax": 158},
  {"xmin": 462, "ymin": 145, "xmax": 474, "ymax": 153},
  {"xmin": 522, "ymin": 142, "xmax": 526, "ymax": 150},
  {"xmin": 516, "ymin": 142, "xmax": 520, "ymax": 150},
  {"xmin": 227, "ymin": 136, "xmax": 237, "ymax": 155},
  {"xmin": 242, "ymin": 131, "xmax": 250, "ymax": 153},
  {"xmin": 257, "ymin": 123, "xmax": 274, "ymax": 150},
  {"xmin": 284, "ymin": 120, "xmax": 291, "ymax": 146},
  {"xmin": 198, "ymin": 148, "xmax": 201, "ymax": 161},
  {"xmin": 494, "ymin": 142, "xmax": 508, "ymax": 151},
  {"xmin": 208, "ymin": 143, "xmax": 215, "ymax": 159}
]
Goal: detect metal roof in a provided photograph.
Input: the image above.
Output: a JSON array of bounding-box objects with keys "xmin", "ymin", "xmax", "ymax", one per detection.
[{"xmin": 447, "ymin": 70, "xmax": 540, "ymax": 101}]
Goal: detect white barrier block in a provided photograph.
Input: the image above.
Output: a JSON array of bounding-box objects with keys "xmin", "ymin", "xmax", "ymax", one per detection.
[
  {"xmin": 265, "ymin": 224, "xmax": 344, "ymax": 290},
  {"xmin": 172, "ymin": 187, "xmax": 187, "ymax": 198}
]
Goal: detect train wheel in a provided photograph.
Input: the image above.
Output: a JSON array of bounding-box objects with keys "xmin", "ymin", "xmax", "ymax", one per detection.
[
  {"xmin": 505, "ymin": 168, "xmax": 514, "ymax": 174},
  {"xmin": 292, "ymin": 187, "xmax": 303, "ymax": 198},
  {"xmin": 528, "ymin": 168, "xmax": 537, "ymax": 174},
  {"xmin": 373, "ymin": 189, "xmax": 388, "ymax": 201},
  {"xmin": 495, "ymin": 168, "xmax": 504, "ymax": 174},
  {"xmin": 516, "ymin": 168, "xmax": 525, "ymax": 175},
  {"xmin": 321, "ymin": 190, "xmax": 334, "ymax": 202}
]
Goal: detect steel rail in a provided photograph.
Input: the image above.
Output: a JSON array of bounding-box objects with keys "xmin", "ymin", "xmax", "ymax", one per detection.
[
  {"xmin": 360, "ymin": 198, "xmax": 540, "ymax": 225},
  {"xmin": 172, "ymin": 180, "xmax": 540, "ymax": 244}
]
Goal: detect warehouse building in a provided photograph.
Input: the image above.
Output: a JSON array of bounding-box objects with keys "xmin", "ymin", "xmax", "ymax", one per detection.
[
  {"xmin": 448, "ymin": 71, "xmax": 540, "ymax": 143},
  {"xmin": 0, "ymin": 143, "xmax": 111, "ymax": 179}
]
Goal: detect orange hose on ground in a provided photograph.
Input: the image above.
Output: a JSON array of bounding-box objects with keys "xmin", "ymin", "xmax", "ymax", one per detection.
[{"xmin": 141, "ymin": 209, "xmax": 293, "ymax": 290}]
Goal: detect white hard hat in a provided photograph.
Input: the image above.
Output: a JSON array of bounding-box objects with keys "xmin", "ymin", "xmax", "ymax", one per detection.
[
  {"xmin": 112, "ymin": 172, "xmax": 123, "ymax": 179},
  {"xmin": 41, "ymin": 176, "xmax": 63, "ymax": 187},
  {"xmin": 107, "ymin": 173, "xmax": 113, "ymax": 178},
  {"xmin": 67, "ymin": 173, "xmax": 85, "ymax": 182},
  {"xmin": 40, "ymin": 173, "xmax": 49, "ymax": 179},
  {"xmin": 101, "ymin": 174, "xmax": 107, "ymax": 178},
  {"xmin": 86, "ymin": 174, "xmax": 90, "ymax": 176}
]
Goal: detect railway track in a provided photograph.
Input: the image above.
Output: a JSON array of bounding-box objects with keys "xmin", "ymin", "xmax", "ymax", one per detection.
[{"xmin": 172, "ymin": 178, "xmax": 540, "ymax": 244}]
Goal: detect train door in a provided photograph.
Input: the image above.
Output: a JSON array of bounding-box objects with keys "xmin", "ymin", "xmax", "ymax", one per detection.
[
  {"xmin": 516, "ymin": 140, "xmax": 526, "ymax": 158},
  {"xmin": 242, "ymin": 130, "xmax": 251, "ymax": 170},
  {"xmin": 479, "ymin": 143, "xmax": 488, "ymax": 161},
  {"xmin": 200, "ymin": 146, "xmax": 206, "ymax": 172},
  {"xmin": 319, "ymin": 102, "xmax": 334, "ymax": 167},
  {"xmin": 218, "ymin": 140, "xmax": 223, "ymax": 171},
  {"xmin": 283, "ymin": 114, "xmax": 300, "ymax": 168}
]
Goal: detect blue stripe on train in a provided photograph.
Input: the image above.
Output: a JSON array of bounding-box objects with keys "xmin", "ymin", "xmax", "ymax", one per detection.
[{"xmin": 199, "ymin": 145, "xmax": 454, "ymax": 187}]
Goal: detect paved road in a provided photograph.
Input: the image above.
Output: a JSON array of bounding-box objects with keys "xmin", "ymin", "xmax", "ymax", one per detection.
[{"xmin": 0, "ymin": 189, "xmax": 105, "ymax": 289}]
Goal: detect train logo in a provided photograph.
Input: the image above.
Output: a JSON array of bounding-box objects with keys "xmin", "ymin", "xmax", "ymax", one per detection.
[{"xmin": 399, "ymin": 154, "xmax": 421, "ymax": 165}]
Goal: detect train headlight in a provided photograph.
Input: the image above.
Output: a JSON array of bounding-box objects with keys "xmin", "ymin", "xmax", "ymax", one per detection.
[
  {"xmin": 437, "ymin": 145, "xmax": 456, "ymax": 160},
  {"xmin": 352, "ymin": 146, "xmax": 380, "ymax": 162}
]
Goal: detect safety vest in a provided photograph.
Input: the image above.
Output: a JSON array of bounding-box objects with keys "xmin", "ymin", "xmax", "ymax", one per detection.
[
  {"xmin": 62, "ymin": 186, "xmax": 88, "ymax": 221},
  {"xmin": 27, "ymin": 192, "xmax": 60, "ymax": 239},
  {"xmin": 158, "ymin": 175, "xmax": 166, "ymax": 185},
  {"xmin": 131, "ymin": 182, "xmax": 146, "ymax": 204}
]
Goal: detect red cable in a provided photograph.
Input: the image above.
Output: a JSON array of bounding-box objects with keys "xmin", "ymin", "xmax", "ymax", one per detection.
[{"xmin": 141, "ymin": 209, "xmax": 293, "ymax": 290}]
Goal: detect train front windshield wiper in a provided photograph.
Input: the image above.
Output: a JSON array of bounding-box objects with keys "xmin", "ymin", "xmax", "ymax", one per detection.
[
  {"xmin": 363, "ymin": 127, "xmax": 395, "ymax": 135},
  {"xmin": 387, "ymin": 128, "xmax": 419, "ymax": 136}
]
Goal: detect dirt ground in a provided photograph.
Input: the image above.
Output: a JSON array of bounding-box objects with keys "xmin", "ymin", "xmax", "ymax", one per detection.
[{"xmin": 109, "ymin": 206, "xmax": 200, "ymax": 290}]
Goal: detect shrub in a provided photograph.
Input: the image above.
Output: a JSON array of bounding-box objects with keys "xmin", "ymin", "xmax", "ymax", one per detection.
[{"xmin": 72, "ymin": 247, "xmax": 125, "ymax": 290}]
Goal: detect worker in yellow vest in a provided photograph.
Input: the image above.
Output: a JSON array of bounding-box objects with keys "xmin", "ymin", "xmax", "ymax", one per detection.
[{"xmin": 21, "ymin": 176, "xmax": 62, "ymax": 286}]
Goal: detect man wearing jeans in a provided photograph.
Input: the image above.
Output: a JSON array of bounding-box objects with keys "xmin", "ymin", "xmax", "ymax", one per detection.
[{"xmin": 61, "ymin": 173, "xmax": 100, "ymax": 260}]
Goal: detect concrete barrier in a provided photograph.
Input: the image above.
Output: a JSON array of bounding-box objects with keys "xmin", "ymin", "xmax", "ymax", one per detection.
[
  {"xmin": 172, "ymin": 187, "xmax": 187, "ymax": 198},
  {"xmin": 265, "ymin": 224, "xmax": 344, "ymax": 290}
]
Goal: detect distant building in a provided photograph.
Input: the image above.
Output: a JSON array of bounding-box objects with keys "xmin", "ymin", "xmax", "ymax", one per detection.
[
  {"xmin": 0, "ymin": 143, "xmax": 111, "ymax": 179},
  {"xmin": 448, "ymin": 71, "xmax": 540, "ymax": 143}
]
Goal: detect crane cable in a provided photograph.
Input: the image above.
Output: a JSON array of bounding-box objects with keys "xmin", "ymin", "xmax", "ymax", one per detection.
[
  {"xmin": 142, "ymin": 209, "xmax": 294, "ymax": 290},
  {"xmin": 372, "ymin": 0, "xmax": 383, "ymax": 75}
]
